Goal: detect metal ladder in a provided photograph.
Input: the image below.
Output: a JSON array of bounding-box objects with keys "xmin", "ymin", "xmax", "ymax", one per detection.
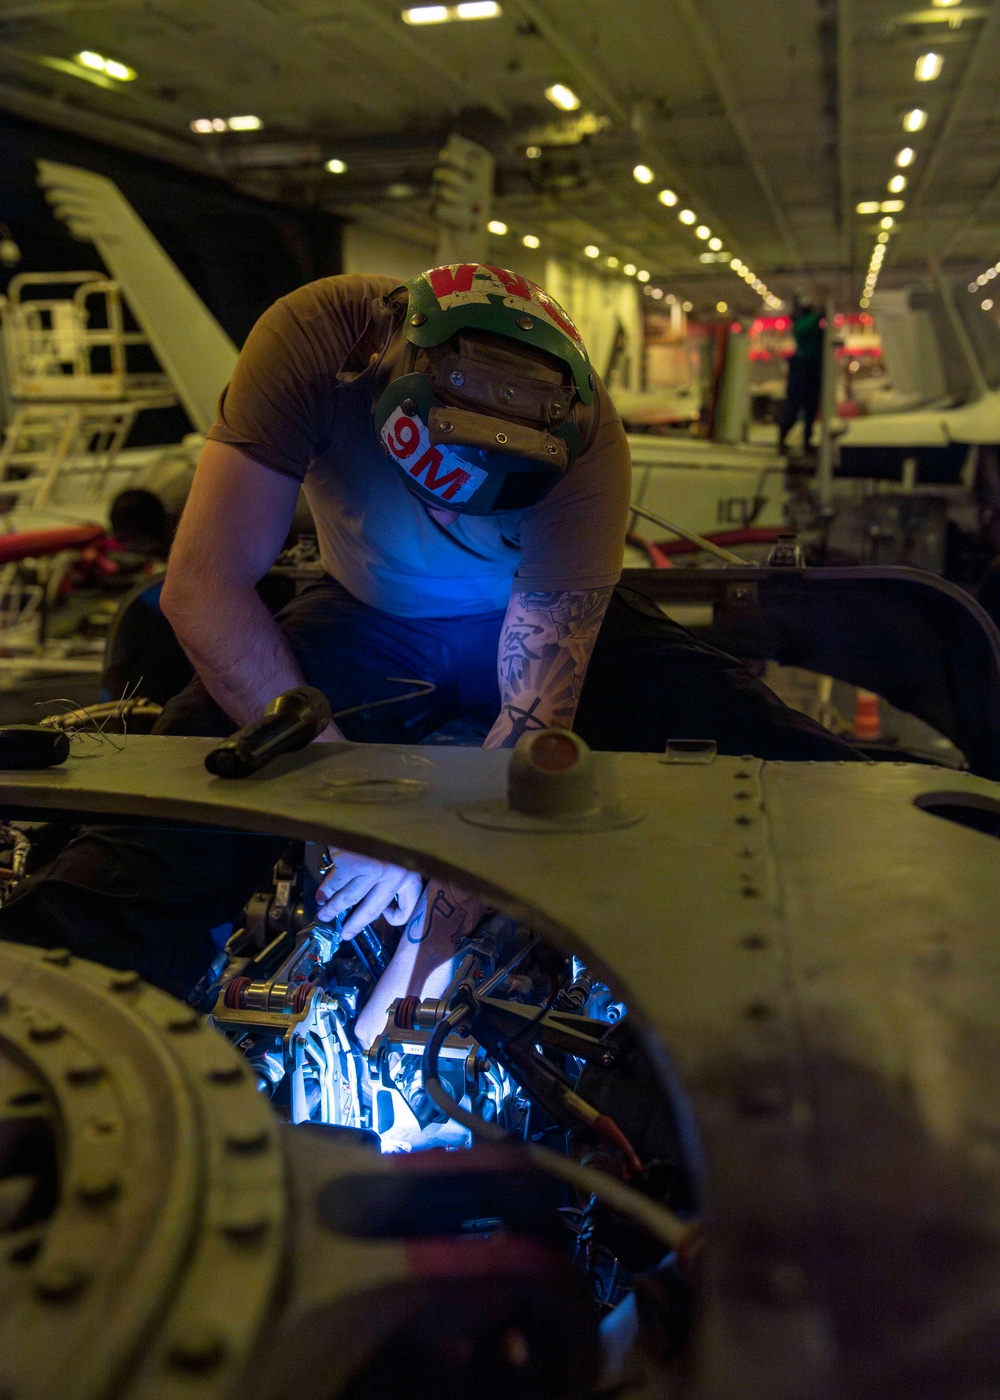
[{"xmin": 0, "ymin": 271, "xmax": 176, "ymax": 516}]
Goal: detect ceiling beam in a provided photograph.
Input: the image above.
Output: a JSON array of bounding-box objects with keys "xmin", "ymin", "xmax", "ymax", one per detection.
[
  {"xmin": 346, "ymin": 0, "xmax": 510, "ymax": 123},
  {"xmin": 908, "ymin": 1, "xmax": 1000, "ymax": 213},
  {"xmin": 669, "ymin": 0, "xmax": 804, "ymax": 270},
  {"xmin": 0, "ymin": 79, "xmax": 212, "ymax": 177},
  {"xmin": 509, "ymin": 0, "xmax": 744, "ymax": 257}
]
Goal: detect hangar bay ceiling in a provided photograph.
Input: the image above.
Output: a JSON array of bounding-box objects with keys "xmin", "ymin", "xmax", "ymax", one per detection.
[{"xmin": 1, "ymin": 1, "xmax": 999, "ymax": 311}]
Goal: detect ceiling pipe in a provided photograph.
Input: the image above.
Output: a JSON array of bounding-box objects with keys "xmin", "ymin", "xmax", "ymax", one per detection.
[{"xmin": 669, "ymin": 0, "xmax": 804, "ymax": 270}]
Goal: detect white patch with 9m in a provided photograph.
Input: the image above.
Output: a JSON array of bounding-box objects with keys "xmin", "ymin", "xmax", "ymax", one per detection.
[{"xmin": 381, "ymin": 406, "xmax": 487, "ymax": 505}]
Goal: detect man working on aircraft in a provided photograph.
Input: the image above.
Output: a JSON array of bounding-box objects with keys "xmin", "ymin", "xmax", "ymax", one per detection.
[
  {"xmin": 0, "ymin": 263, "xmax": 854, "ymax": 1020},
  {"xmin": 160, "ymin": 263, "xmax": 630, "ymax": 1043}
]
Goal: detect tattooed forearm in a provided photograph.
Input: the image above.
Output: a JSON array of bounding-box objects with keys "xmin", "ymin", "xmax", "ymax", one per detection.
[
  {"xmin": 405, "ymin": 881, "xmax": 485, "ymax": 946},
  {"xmin": 485, "ymin": 586, "xmax": 613, "ymax": 749}
]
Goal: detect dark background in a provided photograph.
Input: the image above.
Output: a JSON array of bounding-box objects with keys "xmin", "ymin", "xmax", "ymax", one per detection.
[{"xmin": 0, "ymin": 110, "xmax": 343, "ymax": 442}]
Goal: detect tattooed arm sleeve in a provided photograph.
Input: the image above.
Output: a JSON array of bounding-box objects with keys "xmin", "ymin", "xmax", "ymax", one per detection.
[{"xmin": 484, "ymin": 586, "xmax": 614, "ymax": 749}]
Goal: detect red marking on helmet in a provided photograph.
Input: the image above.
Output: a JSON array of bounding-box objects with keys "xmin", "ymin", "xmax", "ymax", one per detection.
[
  {"xmin": 387, "ymin": 415, "xmax": 421, "ymax": 460},
  {"xmin": 531, "ymin": 286, "xmax": 583, "ymax": 344},
  {"xmin": 483, "ymin": 265, "xmax": 533, "ymax": 302},
  {"xmin": 409, "ymin": 446, "xmax": 472, "ymax": 501},
  {"xmin": 426, "ymin": 264, "xmax": 478, "ymax": 300}
]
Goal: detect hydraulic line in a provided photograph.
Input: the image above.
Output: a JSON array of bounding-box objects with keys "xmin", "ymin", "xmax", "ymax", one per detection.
[
  {"xmin": 421, "ymin": 1009, "xmax": 699, "ymax": 1260},
  {"xmin": 628, "ymin": 502, "xmax": 753, "ymax": 566}
]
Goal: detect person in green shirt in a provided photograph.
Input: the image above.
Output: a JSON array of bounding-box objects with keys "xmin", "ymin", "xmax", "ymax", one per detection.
[{"xmin": 777, "ymin": 295, "xmax": 824, "ymax": 453}]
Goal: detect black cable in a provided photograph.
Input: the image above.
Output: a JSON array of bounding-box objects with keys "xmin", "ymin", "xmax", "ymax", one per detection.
[{"xmin": 419, "ymin": 1005, "xmax": 699, "ymax": 1257}]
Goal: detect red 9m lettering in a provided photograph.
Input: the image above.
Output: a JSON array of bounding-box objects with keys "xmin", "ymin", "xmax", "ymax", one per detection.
[{"xmin": 387, "ymin": 415, "xmax": 420, "ymax": 460}]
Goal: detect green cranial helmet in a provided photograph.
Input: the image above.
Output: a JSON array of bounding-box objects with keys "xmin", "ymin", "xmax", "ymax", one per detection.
[
  {"xmin": 404, "ymin": 263, "xmax": 594, "ymax": 405},
  {"xmin": 373, "ymin": 264, "xmax": 596, "ymax": 516}
]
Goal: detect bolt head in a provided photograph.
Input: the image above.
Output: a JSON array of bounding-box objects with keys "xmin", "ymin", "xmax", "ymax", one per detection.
[
  {"xmin": 496, "ymin": 432, "xmax": 508, "ymax": 444},
  {"xmin": 401, "ymin": 397, "xmax": 417, "ymax": 416},
  {"xmin": 225, "ymin": 1129, "xmax": 270, "ymax": 1155},
  {"xmin": 449, "ymin": 369, "xmax": 465, "ymax": 386},
  {"xmin": 27, "ymin": 1017, "xmax": 64, "ymax": 1043},
  {"xmin": 410, "ymin": 312, "xmax": 427, "ymax": 327},
  {"xmin": 76, "ymin": 1172, "xmax": 121, "ymax": 1206},
  {"xmin": 33, "ymin": 1264, "xmax": 89, "ymax": 1302},
  {"xmin": 108, "ymin": 970, "xmax": 141, "ymax": 992},
  {"xmin": 166, "ymin": 1329, "xmax": 226, "ymax": 1373},
  {"xmin": 166, "ymin": 1011, "xmax": 200, "ymax": 1033},
  {"xmin": 65, "ymin": 1057, "xmax": 104, "ymax": 1085},
  {"xmin": 516, "ymin": 315, "xmax": 533, "ymax": 330}
]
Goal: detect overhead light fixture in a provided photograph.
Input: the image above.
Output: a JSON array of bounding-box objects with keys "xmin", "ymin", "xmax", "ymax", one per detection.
[
  {"xmin": 324, "ymin": 157, "xmax": 347, "ymax": 173},
  {"xmin": 915, "ymin": 52, "xmax": 943, "ymax": 81},
  {"xmin": 903, "ymin": 108, "xmax": 927, "ymax": 133},
  {"xmin": 856, "ymin": 201, "xmax": 881, "ymax": 214},
  {"xmin": 695, "ymin": 225, "xmax": 711, "ymax": 240},
  {"xmin": 896, "ymin": 147, "xmax": 916, "ymax": 167},
  {"xmin": 678, "ymin": 208, "xmax": 697, "ymax": 225},
  {"xmin": 402, "ymin": 4, "xmax": 449, "ymax": 21},
  {"xmin": 682, "ymin": 300, "xmax": 693, "ymax": 312},
  {"xmin": 606, "ymin": 255, "xmax": 620, "ymax": 268},
  {"xmin": 730, "ymin": 257, "xmax": 744, "ymax": 270},
  {"xmin": 525, "ymin": 145, "xmax": 541, "ymax": 159},
  {"xmin": 584, "ymin": 244, "xmax": 600, "ymax": 257},
  {"xmin": 880, "ymin": 215, "xmax": 895, "ymax": 229},
  {"xmin": 932, "ymin": 0, "xmax": 961, "ymax": 6},
  {"xmin": 716, "ymin": 301, "xmax": 728, "ymax": 313},
  {"xmin": 402, "ymin": 2, "xmax": 504, "ymax": 20},
  {"xmin": 657, "ymin": 188, "xmax": 678, "ymax": 207},
  {"xmin": 888, "ymin": 174, "xmax": 907, "ymax": 193},
  {"xmin": 708, "ymin": 237, "xmax": 723, "ymax": 251},
  {"xmin": 637, "ymin": 269, "xmax": 650, "ymax": 282},
  {"xmin": 652, "ymin": 287, "xmax": 664, "ymax": 299},
  {"xmin": 75, "ymin": 50, "xmax": 136, "ymax": 81},
  {"xmin": 487, "ymin": 219, "xmax": 508, "ymax": 235},
  {"xmin": 878, "ymin": 231, "xmax": 890, "ymax": 243},
  {"xmin": 633, "ymin": 164, "xmax": 654, "ymax": 184},
  {"xmin": 881, "ymin": 199, "xmax": 905, "ymax": 213},
  {"xmin": 192, "ymin": 115, "xmax": 262, "ymax": 134},
  {"xmin": 546, "ymin": 83, "xmax": 580, "ymax": 111},
  {"xmin": 984, "ymin": 299, "xmax": 995, "ymax": 310},
  {"xmin": 623, "ymin": 263, "xmax": 637, "ymax": 276},
  {"xmin": 522, "ymin": 233, "xmax": 540, "ymax": 248}
]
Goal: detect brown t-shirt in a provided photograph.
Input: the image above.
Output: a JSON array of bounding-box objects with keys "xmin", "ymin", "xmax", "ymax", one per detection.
[{"xmin": 207, "ymin": 274, "xmax": 631, "ymax": 618}]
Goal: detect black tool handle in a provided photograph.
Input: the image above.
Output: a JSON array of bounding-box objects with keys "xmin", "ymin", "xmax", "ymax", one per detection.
[
  {"xmin": 0, "ymin": 725, "xmax": 70, "ymax": 769},
  {"xmin": 205, "ymin": 686, "xmax": 332, "ymax": 779}
]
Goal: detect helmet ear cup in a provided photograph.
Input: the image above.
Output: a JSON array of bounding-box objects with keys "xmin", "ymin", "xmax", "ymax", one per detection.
[
  {"xmin": 374, "ymin": 368, "xmax": 572, "ymax": 516},
  {"xmin": 553, "ymin": 418, "xmax": 582, "ymax": 470}
]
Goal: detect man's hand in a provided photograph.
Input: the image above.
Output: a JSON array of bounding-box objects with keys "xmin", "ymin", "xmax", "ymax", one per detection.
[
  {"xmin": 353, "ymin": 878, "xmax": 488, "ymax": 1050},
  {"xmin": 317, "ymin": 848, "xmax": 424, "ymax": 935}
]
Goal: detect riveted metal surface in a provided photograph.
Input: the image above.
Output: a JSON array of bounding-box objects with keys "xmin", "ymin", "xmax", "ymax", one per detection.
[
  {"xmin": 3, "ymin": 741, "xmax": 1000, "ymax": 1395},
  {"xmin": 0, "ymin": 944, "xmax": 286, "ymax": 1400}
]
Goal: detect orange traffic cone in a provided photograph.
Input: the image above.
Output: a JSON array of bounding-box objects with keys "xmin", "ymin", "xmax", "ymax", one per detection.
[{"xmin": 853, "ymin": 688, "xmax": 882, "ymax": 741}]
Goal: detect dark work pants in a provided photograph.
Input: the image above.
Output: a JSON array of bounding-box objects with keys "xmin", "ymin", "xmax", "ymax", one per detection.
[
  {"xmin": 0, "ymin": 579, "xmax": 857, "ymax": 995},
  {"xmin": 778, "ymin": 357, "xmax": 823, "ymax": 449}
]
